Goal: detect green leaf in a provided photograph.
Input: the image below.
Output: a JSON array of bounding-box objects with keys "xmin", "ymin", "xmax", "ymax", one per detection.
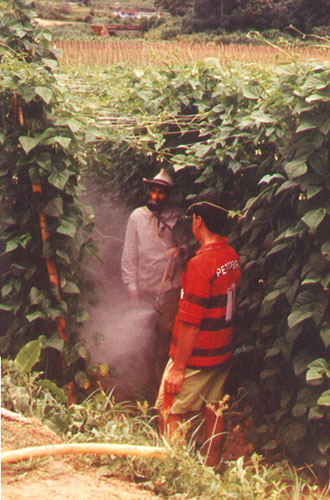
[
  {"xmin": 228, "ymin": 160, "xmax": 242, "ymax": 173},
  {"xmin": 317, "ymin": 389, "xmax": 330, "ymax": 406},
  {"xmin": 320, "ymin": 326, "xmax": 330, "ymax": 350},
  {"xmin": 42, "ymin": 333, "xmax": 65, "ymax": 352},
  {"xmin": 275, "ymin": 180, "xmax": 299, "ymax": 196},
  {"xmin": 261, "ymin": 440, "xmax": 279, "ymax": 452},
  {"xmin": 321, "ymin": 241, "xmax": 330, "ymax": 261},
  {"xmin": 0, "ymin": 303, "xmax": 13, "ymax": 311},
  {"xmin": 75, "ymin": 310, "xmax": 90, "ymax": 322},
  {"xmin": 293, "ymin": 290, "xmax": 314, "ymax": 309},
  {"xmin": 84, "ymin": 130, "xmax": 98, "ymax": 143},
  {"xmin": 318, "ymin": 436, "xmax": 330, "ymax": 455},
  {"xmin": 250, "ymin": 110, "xmax": 273, "ymax": 124},
  {"xmin": 319, "ymin": 117, "xmax": 330, "ymax": 136},
  {"xmin": 258, "ymin": 174, "xmax": 284, "ymax": 185},
  {"xmin": 1, "ymin": 281, "xmax": 13, "ymax": 297},
  {"xmin": 19, "ymin": 136, "xmax": 39, "ymax": 154},
  {"xmin": 308, "ymin": 406, "xmax": 324, "ymax": 421},
  {"xmin": 273, "ymin": 225, "xmax": 304, "ymax": 243},
  {"xmin": 312, "ymin": 291, "xmax": 327, "ymax": 326},
  {"xmin": 286, "ymin": 325, "xmax": 303, "ymax": 343},
  {"xmin": 288, "ymin": 310, "xmax": 313, "ymax": 329},
  {"xmin": 75, "ymin": 370, "xmax": 91, "ymax": 390},
  {"xmin": 296, "ymin": 119, "xmax": 317, "ymax": 133},
  {"xmin": 309, "ymin": 150, "xmax": 328, "ymax": 177},
  {"xmin": 301, "ymin": 208, "xmax": 326, "ymax": 233},
  {"xmin": 262, "ymin": 289, "xmax": 282, "ymax": 305},
  {"xmin": 306, "ymin": 185, "xmax": 323, "ymax": 199},
  {"xmin": 306, "ymin": 92, "xmax": 330, "ymax": 103},
  {"xmin": 35, "ymin": 86, "xmax": 53, "ymax": 104},
  {"xmin": 5, "ymin": 239, "xmax": 19, "ymax": 253},
  {"xmin": 48, "ymin": 169, "xmax": 71, "ymax": 190},
  {"xmin": 266, "ymin": 243, "xmax": 287, "ymax": 257},
  {"xmin": 26, "ymin": 310, "xmax": 43, "ymax": 322},
  {"xmin": 28, "ymin": 165, "xmax": 40, "ymax": 184},
  {"xmin": 265, "ymin": 338, "xmax": 286, "ymax": 358},
  {"xmin": 38, "ymin": 380, "xmax": 66, "ymax": 403},
  {"xmin": 67, "ymin": 119, "xmax": 82, "ymax": 133},
  {"xmin": 15, "ymin": 338, "xmax": 42, "ymax": 374},
  {"xmin": 56, "ymin": 219, "xmax": 77, "ymax": 238},
  {"xmin": 30, "ymin": 287, "xmax": 43, "ymax": 305},
  {"xmin": 293, "ymin": 350, "xmax": 313, "ymax": 376},
  {"xmin": 41, "ymin": 58, "xmax": 58, "ymax": 71},
  {"xmin": 36, "ymin": 152, "xmax": 52, "ymax": 172},
  {"xmin": 321, "ymin": 272, "xmax": 330, "ymax": 289},
  {"xmin": 54, "ymin": 136, "xmax": 72, "ymax": 149},
  {"xmin": 292, "ymin": 402, "xmax": 307, "ymax": 418},
  {"xmin": 62, "ymin": 281, "xmax": 80, "ymax": 294},
  {"xmin": 260, "ymin": 368, "xmax": 278, "ymax": 379},
  {"xmin": 134, "ymin": 69, "xmax": 144, "ymax": 79},
  {"xmin": 284, "ymin": 159, "xmax": 307, "ymax": 179},
  {"xmin": 306, "ymin": 358, "xmax": 330, "ymax": 385},
  {"xmin": 282, "ymin": 420, "xmax": 307, "ymax": 444},
  {"xmin": 56, "ymin": 248, "xmax": 71, "ymax": 265},
  {"xmin": 301, "ymin": 271, "xmax": 321, "ymax": 285},
  {"xmin": 242, "ymin": 85, "xmax": 261, "ymax": 100},
  {"xmin": 43, "ymin": 197, "xmax": 63, "ymax": 217}
]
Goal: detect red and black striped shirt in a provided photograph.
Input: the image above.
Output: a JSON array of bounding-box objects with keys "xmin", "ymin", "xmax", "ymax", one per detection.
[{"xmin": 170, "ymin": 239, "xmax": 241, "ymax": 368}]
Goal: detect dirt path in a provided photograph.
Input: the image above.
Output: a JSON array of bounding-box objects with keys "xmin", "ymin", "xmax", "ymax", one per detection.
[{"xmin": 1, "ymin": 412, "xmax": 162, "ymax": 500}]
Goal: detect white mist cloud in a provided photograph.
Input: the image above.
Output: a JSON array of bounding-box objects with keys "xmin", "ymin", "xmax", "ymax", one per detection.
[{"xmin": 79, "ymin": 179, "xmax": 159, "ymax": 400}]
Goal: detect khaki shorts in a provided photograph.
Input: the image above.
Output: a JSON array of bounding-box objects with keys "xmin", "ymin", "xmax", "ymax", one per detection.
[{"xmin": 155, "ymin": 359, "xmax": 230, "ymax": 414}]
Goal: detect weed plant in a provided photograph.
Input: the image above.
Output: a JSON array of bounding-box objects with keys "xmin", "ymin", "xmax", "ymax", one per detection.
[{"xmin": 1, "ymin": 356, "xmax": 327, "ymax": 499}]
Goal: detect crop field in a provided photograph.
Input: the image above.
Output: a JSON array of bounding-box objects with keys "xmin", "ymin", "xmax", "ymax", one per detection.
[{"xmin": 54, "ymin": 39, "xmax": 330, "ymax": 67}]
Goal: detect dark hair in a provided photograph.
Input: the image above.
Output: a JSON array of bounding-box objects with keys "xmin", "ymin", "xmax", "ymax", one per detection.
[{"xmin": 186, "ymin": 201, "xmax": 228, "ymax": 235}]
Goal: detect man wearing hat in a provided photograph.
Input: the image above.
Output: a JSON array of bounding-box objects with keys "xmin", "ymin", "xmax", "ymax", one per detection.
[
  {"xmin": 156, "ymin": 201, "xmax": 241, "ymax": 468},
  {"xmin": 121, "ymin": 168, "xmax": 186, "ymax": 395}
]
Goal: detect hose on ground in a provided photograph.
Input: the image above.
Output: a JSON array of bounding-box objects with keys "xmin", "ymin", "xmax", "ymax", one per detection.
[{"xmin": 1, "ymin": 442, "xmax": 167, "ymax": 464}]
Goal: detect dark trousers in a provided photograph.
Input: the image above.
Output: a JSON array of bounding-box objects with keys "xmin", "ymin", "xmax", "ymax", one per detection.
[{"xmin": 140, "ymin": 287, "xmax": 180, "ymax": 400}]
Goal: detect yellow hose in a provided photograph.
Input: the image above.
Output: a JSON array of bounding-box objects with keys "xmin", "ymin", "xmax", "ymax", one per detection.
[{"xmin": 1, "ymin": 442, "xmax": 167, "ymax": 464}]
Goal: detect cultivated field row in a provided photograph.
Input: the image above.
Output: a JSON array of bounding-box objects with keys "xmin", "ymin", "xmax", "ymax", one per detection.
[{"xmin": 54, "ymin": 39, "xmax": 330, "ymax": 66}]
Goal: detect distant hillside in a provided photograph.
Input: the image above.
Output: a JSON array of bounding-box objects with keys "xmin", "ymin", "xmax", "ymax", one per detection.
[{"xmin": 33, "ymin": 0, "xmax": 166, "ymax": 25}]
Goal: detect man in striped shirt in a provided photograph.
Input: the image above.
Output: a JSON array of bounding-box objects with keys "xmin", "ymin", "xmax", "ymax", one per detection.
[{"xmin": 156, "ymin": 201, "xmax": 241, "ymax": 468}]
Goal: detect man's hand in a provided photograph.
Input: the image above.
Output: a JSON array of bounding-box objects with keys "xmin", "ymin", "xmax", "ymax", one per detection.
[
  {"xmin": 164, "ymin": 365, "xmax": 185, "ymax": 394},
  {"xmin": 164, "ymin": 321, "xmax": 199, "ymax": 399},
  {"xmin": 167, "ymin": 247, "xmax": 181, "ymax": 259}
]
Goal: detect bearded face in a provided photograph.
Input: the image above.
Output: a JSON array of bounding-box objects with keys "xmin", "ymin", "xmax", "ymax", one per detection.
[{"xmin": 146, "ymin": 185, "xmax": 169, "ymax": 213}]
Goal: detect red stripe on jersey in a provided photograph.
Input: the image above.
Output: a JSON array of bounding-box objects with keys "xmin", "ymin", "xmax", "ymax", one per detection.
[{"xmin": 170, "ymin": 239, "xmax": 241, "ymax": 368}]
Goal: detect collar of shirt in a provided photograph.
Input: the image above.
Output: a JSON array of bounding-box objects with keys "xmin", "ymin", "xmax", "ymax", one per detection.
[{"xmin": 196, "ymin": 239, "xmax": 228, "ymax": 255}]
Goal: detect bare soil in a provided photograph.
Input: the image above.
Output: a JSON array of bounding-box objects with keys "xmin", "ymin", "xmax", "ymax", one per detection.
[
  {"xmin": 1, "ymin": 407, "xmax": 255, "ymax": 499},
  {"xmin": 1, "ymin": 412, "xmax": 161, "ymax": 500}
]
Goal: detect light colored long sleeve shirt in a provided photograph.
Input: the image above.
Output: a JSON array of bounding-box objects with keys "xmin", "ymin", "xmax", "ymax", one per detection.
[{"xmin": 121, "ymin": 205, "xmax": 183, "ymax": 296}]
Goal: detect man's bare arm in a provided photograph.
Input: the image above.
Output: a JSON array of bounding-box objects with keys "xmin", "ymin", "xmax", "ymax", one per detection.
[{"xmin": 164, "ymin": 321, "xmax": 199, "ymax": 394}]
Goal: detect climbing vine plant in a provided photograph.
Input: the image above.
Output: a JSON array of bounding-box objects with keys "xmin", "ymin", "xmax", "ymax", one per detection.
[
  {"xmin": 0, "ymin": 0, "xmax": 94, "ymax": 385},
  {"xmin": 64, "ymin": 59, "xmax": 330, "ymax": 468},
  {"xmin": 1, "ymin": 0, "xmax": 330, "ymax": 471}
]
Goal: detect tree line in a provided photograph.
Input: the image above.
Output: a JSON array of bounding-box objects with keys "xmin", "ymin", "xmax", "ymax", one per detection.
[{"xmin": 155, "ymin": 0, "xmax": 330, "ymax": 34}]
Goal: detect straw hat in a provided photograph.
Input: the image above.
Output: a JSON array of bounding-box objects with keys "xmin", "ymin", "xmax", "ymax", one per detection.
[{"xmin": 143, "ymin": 168, "xmax": 173, "ymax": 189}]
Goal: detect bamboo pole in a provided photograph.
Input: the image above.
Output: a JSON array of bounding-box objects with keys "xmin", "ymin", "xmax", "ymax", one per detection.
[
  {"xmin": 1, "ymin": 443, "xmax": 167, "ymax": 464},
  {"xmin": 30, "ymin": 181, "xmax": 67, "ymax": 341}
]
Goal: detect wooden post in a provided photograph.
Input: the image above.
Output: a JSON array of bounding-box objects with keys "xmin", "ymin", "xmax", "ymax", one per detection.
[{"xmin": 12, "ymin": 92, "xmax": 68, "ymax": 342}]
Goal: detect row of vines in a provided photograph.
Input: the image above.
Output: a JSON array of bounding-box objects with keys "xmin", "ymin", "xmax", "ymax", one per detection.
[
  {"xmin": 0, "ymin": 0, "xmax": 96, "ymax": 388},
  {"xmin": 62, "ymin": 54, "xmax": 330, "ymax": 469},
  {"xmin": 1, "ymin": 0, "xmax": 330, "ymax": 472}
]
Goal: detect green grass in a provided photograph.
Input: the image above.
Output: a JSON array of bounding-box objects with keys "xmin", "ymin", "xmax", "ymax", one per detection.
[{"xmin": 1, "ymin": 357, "xmax": 328, "ymax": 499}]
